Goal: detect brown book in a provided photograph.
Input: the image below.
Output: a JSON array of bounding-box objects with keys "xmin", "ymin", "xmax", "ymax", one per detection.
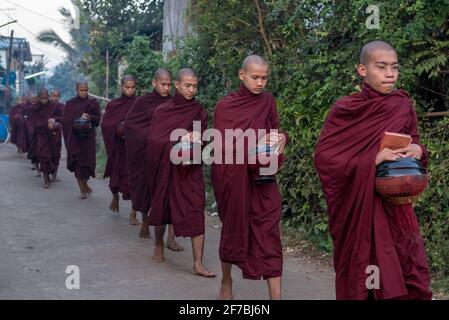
[{"xmin": 379, "ymin": 132, "xmax": 412, "ymax": 151}]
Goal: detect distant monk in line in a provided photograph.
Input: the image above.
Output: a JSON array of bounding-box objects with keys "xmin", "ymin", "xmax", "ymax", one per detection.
[
  {"xmin": 9, "ymin": 96, "xmax": 27, "ymax": 153},
  {"xmin": 124, "ymin": 69, "xmax": 182, "ymax": 249},
  {"xmin": 101, "ymin": 75, "xmax": 139, "ymax": 225},
  {"xmin": 15, "ymin": 96, "xmax": 30, "ymax": 155},
  {"xmin": 62, "ymin": 81, "xmax": 101, "ymax": 199},
  {"xmin": 147, "ymin": 68, "xmax": 215, "ymax": 277},
  {"xmin": 211, "ymin": 55, "xmax": 288, "ymax": 300},
  {"xmin": 49, "ymin": 89, "xmax": 65, "ymax": 182},
  {"xmin": 33, "ymin": 88, "xmax": 63, "ymax": 188},
  {"xmin": 26, "ymin": 92, "xmax": 41, "ymax": 175}
]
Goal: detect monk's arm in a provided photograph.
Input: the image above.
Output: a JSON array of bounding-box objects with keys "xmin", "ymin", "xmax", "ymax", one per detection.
[{"xmin": 88, "ymin": 100, "xmax": 102, "ymax": 127}]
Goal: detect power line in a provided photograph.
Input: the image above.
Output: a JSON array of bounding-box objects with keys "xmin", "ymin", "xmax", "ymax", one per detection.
[{"xmin": 4, "ymin": 0, "xmax": 65, "ymax": 25}]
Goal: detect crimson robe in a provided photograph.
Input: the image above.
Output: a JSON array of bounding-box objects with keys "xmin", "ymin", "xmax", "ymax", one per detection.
[
  {"xmin": 50, "ymin": 102, "xmax": 65, "ymax": 170},
  {"xmin": 62, "ymin": 96, "xmax": 101, "ymax": 180},
  {"xmin": 211, "ymin": 84, "xmax": 286, "ymax": 280},
  {"xmin": 124, "ymin": 91, "xmax": 171, "ymax": 214},
  {"xmin": 33, "ymin": 102, "xmax": 62, "ymax": 174},
  {"xmin": 101, "ymin": 95, "xmax": 137, "ymax": 199},
  {"xmin": 25, "ymin": 103, "xmax": 39, "ymax": 165},
  {"xmin": 15, "ymin": 104, "xmax": 31, "ymax": 153},
  {"xmin": 8, "ymin": 103, "xmax": 23, "ymax": 146},
  {"xmin": 314, "ymin": 83, "xmax": 432, "ymax": 300},
  {"xmin": 147, "ymin": 92, "xmax": 207, "ymax": 237}
]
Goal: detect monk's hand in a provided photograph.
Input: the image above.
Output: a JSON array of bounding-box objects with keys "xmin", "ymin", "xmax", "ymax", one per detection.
[
  {"xmin": 81, "ymin": 113, "xmax": 90, "ymax": 120},
  {"xmin": 375, "ymin": 148, "xmax": 400, "ymax": 166},
  {"xmin": 48, "ymin": 118, "xmax": 55, "ymax": 129},
  {"xmin": 394, "ymin": 144, "xmax": 423, "ymax": 160},
  {"xmin": 265, "ymin": 133, "xmax": 286, "ymax": 155},
  {"xmin": 275, "ymin": 133, "xmax": 287, "ymax": 155}
]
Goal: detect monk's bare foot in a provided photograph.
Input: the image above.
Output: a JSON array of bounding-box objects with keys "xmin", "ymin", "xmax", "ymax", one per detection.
[
  {"xmin": 109, "ymin": 197, "xmax": 119, "ymax": 213},
  {"xmin": 192, "ymin": 263, "xmax": 216, "ymax": 278},
  {"xmin": 139, "ymin": 225, "xmax": 150, "ymax": 239},
  {"xmin": 219, "ymin": 280, "xmax": 234, "ymax": 300},
  {"xmin": 166, "ymin": 238, "xmax": 184, "ymax": 252},
  {"xmin": 152, "ymin": 244, "xmax": 164, "ymax": 263},
  {"xmin": 79, "ymin": 192, "xmax": 87, "ymax": 200},
  {"xmin": 43, "ymin": 182, "xmax": 51, "ymax": 189},
  {"xmin": 129, "ymin": 211, "xmax": 140, "ymax": 225},
  {"xmin": 31, "ymin": 165, "xmax": 37, "ymax": 171},
  {"xmin": 86, "ymin": 184, "xmax": 92, "ymax": 195},
  {"xmin": 35, "ymin": 172, "xmax": 42, "ymax": 177}
]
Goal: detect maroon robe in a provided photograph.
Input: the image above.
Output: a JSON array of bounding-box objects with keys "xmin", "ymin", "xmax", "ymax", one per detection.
[
  {"xmin": 211, "ymin": 84, "xmax": 287, "ymax": 280},
  {"xmin": 124, "ymin": 91, "xmax": 171, "ymax": 214},
  {"xmin": 147, "ymin": 92, "xmax": 207, "ymax": 237},
  {"xmin": 15, "ymin": 104, "xmax": 30, "ymax": 153},
  {"xmin": 314, "ymin": 83, "xmax": 432, "ymax": 300},
  {"xmin": 50, "ymin": 102, "xmax": 65, "ymax": 170},
  {"xmin": 62, "ymin": 96, "xmax": 101, "ymax": 180},
  {"xmin": 25, "ymin": 103, "xmax": 39, "ymax": 165},
  {"xmin": 8, "ymin": 103, "xmax": 23, "ymax": 146},
  {"xmin": 101, "ymin": 95, "xmax": 137, "ymax": 199},
  {"xmin": 33, "ymin": 102, "xmax": 61, "ymax": 174}
]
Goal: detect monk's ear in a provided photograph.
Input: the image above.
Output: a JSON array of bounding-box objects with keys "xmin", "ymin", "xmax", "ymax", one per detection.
[
  {"xmin": 152, "ymin": 79, "xmax": 156, "ymax": 88},
  {"xmin": 174, "ymin": 80, "xmax": 180, "ymax": 90},
  {"xmin": 238, "ymin": 69, "xmax": 246, "ymax": 82},
  {"xmin": 357, "ymin": 64, "xmax": 367, "ymax": 78}
]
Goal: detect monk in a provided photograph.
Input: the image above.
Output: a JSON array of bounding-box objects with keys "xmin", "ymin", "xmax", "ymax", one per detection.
[
  {"xmin": 9, "ymin": 96, "xmax": 26, "ymax": 152},
  {"xmin": 211, "ymin": 55, "xmax": 288, "ymax": 300},
  {"xmin": 62, "ymin": 82, "xmax": 101, "ymax": 199},
  {"xmin": 147, "ymin": 68, "xmax": 215, "ymax": 277},
  {"xmin": 33, "ymin": 88, "xmax": 63, "ymax": 188},
  {"xmin": 26, "ymin": 92, "xmax": 41, "ymax": 175},
  {"xmin": 101, "ymin": 75, "xmax": 139, "ymax": 225},
  {"xmin": 15, "ymin": 96, "xmax": 30, "ymax": 155},
  {"xmin": 49, "ymin": 89, "xmax": 65, "ymax": 182},
  {"xmin": 124, "ymin": 69, "xmax": 182, "ymax": 248},
  {"xmin": 314, "ymin": 41, "xmax": 432, "ymax": 300}
]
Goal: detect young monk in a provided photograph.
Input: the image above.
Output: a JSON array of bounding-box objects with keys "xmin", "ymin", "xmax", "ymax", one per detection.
[
  {"xmin": 33, "ymin": 88, "xmax": 63, "ymax": 188},
  {"xmin": 62, "ymin": 82, "xmax": 101, "ymax": 199},
  {"xmin": 26, "ymin": 92, "xmax": 41, "ymax": 175},
  {"xmin": 49, "ymin": 89, "xmax": 65, "ymax": 182},
  {"xmin": 211, "ymin": 55, "xmax": 288, "ymax": 300},
  {"xmin": 9, "ymin": 96, "xmax": 26, "ymax": 151},
  {"xmin": 147, "ymin": 68, "xmax": 215, "ymax": 277},
  {"xmin": 124, "ymin": 69, "xmax": 182, "ymax": 248},
  {"xmin": 101, "ymin": 75, "xmax": 139, "ymax": 225},
  {"xmin": 15, "ymin": 96, "xmax": 30, "ymax": 156},
  {"xmin": 314, "ymin": 40, "xmax": 432, "ymax": 300}
]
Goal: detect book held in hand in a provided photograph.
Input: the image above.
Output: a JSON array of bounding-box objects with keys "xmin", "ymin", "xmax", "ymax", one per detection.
[{"xmin": 379, "ymin": 132, "xmax": 412, "ymax": 151}]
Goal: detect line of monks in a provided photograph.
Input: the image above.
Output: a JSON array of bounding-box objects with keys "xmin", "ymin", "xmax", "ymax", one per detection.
[{"xmin": 7, "ymin": 45, "xmax": 433, "ymax": 300}]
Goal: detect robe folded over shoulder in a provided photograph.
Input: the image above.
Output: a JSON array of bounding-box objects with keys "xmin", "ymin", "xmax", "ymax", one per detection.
[
  {"xmin": 147, "ymin": 92, "xmax": 207, "ymax": 238},
  {"xmin": 211, "ymin": 84, "xmax": 287, "ymax": 280},
  {"xmin": 124, "ymin": 91, "xmax": 171, "ymax": 213},
  {"xmin": 50, "ymin": 102, "xmax": 65, "ymax": 170},
  {"xmin": 101, "ymin": 95, "xmax": 137, "ymax": 199},
  {"xmin": 33, "ymin": 102, "xmax": 63, "ymax": 174},
  {"xmin": 62, "ymin": 96, "xmax": 101, "ymax": 180},
  {"xmin": 314, "ymin": 83, "xmax": 432, "ymax": 300}
]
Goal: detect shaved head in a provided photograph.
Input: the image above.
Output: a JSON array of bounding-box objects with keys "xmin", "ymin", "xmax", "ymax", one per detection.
[
  {"xmin": 241, "ymin": 55, "xmax": 269, "ymax": 72},
  {"xmin": 153, "ymin": 68, "xmax": 172, "ymax": 81},
  {"xmin": 121, "ymin": 74, "xmax": 136, "ymax": 84},
  {"xmin": 176, "ymin": 68, "xmax": 197, "ymax": 82},
  {"xmin": 39, "ymin": 88, "xmax": 49, "ymax": 97},
  {"xmin": 51, "ymin": 89, "xmax": 60, "ymax": 96},
  {"xmin": 76, "ymin": 81, "xmax": 88, "ymax": 89},
  {"xmin": 360, "ymin": 41, "xmax": 396, "ymax": 65}
]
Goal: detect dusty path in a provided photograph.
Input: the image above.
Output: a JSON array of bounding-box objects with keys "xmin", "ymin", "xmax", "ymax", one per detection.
[{"xmin": 0, "ymin": 143, "xmax": 335, "ymax": 300}]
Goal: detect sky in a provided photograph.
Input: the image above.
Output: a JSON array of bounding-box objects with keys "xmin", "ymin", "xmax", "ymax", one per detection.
[{"xmin": 0, "ymin": 0, "xmax": 75, "ymax": 70}]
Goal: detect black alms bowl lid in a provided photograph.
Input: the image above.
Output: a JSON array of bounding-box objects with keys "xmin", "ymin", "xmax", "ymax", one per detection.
[{"xmin": 376, "ymin": 157, "xmax": 427, "ymax": 177}]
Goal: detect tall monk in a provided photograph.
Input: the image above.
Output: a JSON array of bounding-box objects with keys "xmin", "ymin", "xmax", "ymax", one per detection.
[
  {"xmin": 49, "ymin": 89, "xmax": 65, "ymax": 182},
  {"xmin": 314, "ymin": 41, "xmax": 432, "ymax": 300},
  {"xmin": 62, "ymin": 82, "xmax": 101, "ymax": 199},
  {"xmin": 124, "ymin": 69, "xmax": 182, "ymax": 247},
  {"xmin": 211, "ymin": 55, "xmax": 288, "ymax": 300},
  {"xmin": 147, "ymin": 68, "xmax": 215, "ymax": 277},
  {"xmin": 101, "ymin": 75, "xmax": 139, "ymax": 225},
  {"xmin": 33, "ymin": 88, "xmax": 63, "ymax": 188}
]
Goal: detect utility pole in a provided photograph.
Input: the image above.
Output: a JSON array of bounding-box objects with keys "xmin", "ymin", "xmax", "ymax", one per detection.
[
  {"xmin": 105, "ymin": 49, "xmax": 109, "ymax": 99},
  {"xmin": 5, "ymin": 30, "xmax": 14, "ymax": 111}
]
